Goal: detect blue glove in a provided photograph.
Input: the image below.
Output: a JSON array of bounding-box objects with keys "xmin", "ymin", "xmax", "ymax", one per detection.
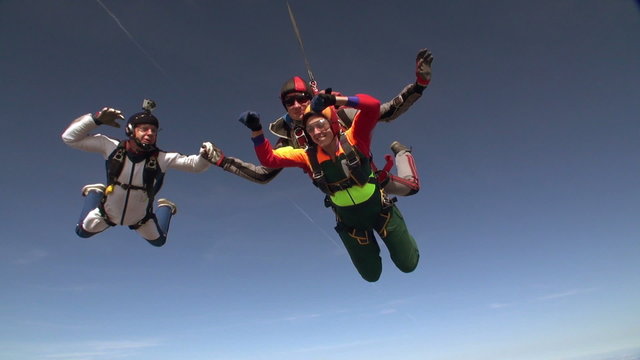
[
  {"xmin": 310, "ymin": 90, "xmax": 336, "ymax": 113},
  {"xmin": 238, "ymin": 111, "xmax": 262, "ymax": 131}
]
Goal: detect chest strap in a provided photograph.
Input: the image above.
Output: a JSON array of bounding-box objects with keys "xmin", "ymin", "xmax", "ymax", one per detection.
[
  {"xmin": 306, "ymin": 133, "xmax": 372, "ymax": 196},
  {"xmin": 105, "ymin": 141, "xmax": 163, "ymax": 197}
]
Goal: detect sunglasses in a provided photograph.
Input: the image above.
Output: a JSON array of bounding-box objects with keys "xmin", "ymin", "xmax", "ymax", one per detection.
[
  {"xmin": 283, "ymin": 94, "xmax": 311, "ymax": 107},
  {"xmin": 306, "ymin": 118, "xmax": 330, "ymax": 133}
]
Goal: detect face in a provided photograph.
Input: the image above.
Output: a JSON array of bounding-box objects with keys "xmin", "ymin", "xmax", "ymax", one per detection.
[
  {"xmin": 305, "ymin": 116, "xmax": 334, "ymax": 148},
  {"xmin": 134, "ymin": 124, "xmax": 158, "ymax": 145},
  {"xmin": 283, "ymin": 92, "xmax": 311, "ymax": 122}
]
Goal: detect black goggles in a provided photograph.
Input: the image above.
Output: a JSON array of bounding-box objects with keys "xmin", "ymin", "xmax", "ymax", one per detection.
[{"xmin": 283, "ymin": 94, "xmax": 311, "ymax": 107}]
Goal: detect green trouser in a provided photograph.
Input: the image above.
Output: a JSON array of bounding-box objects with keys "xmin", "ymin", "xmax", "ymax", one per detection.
[{"xmin": 333, "ymin": 194, "xmax": 419, "ymax": 282}]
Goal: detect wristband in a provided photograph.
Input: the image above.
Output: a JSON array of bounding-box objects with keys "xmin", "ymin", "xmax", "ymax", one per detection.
[
  {"xmin": 346, "ymin": 96, "xmax": 359, "ymax": 107},
  {"xmin": 251, "ymin": 134, "xmax": 265, "ymax": 146}
]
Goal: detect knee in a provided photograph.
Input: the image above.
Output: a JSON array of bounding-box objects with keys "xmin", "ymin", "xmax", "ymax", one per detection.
[
  {"xmin": 146, "ymin": 236, "xmax": 166, "ymax": 247},
  {"xmin": 75, "ymin": 225, "xmax": 95, "ymax": 238},
  {"xmin": 396, "ymin": 251, "xmax": 420, "ymax": 273},
  {"xmin": 406, "ymin": 186, "xmax": 420, "ymax": 196},
  {"xmin": 360, "ymin": 271, "xmax": 381, "ymax": 283}
]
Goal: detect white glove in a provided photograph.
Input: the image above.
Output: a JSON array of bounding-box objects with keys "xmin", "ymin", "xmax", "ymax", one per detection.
[{"xmin": 200, "ymin": 142, "xmax": 224, "ymax": 165}]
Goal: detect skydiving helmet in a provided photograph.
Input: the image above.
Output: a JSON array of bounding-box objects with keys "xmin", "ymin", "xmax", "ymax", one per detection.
[
  {"xmin": 126, "ymin": 99, "xmax": 159, "ymax": 150},
  {"xmin": 279, "ymin": 76, "xmax": 314, "ymax": 108}
]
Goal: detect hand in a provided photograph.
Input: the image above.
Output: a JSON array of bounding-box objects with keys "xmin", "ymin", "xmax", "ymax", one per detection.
[
  {"xmin": 238, "ymin": 111, "xmax": 262, "ymax": 131},
  {"xmin": 311, "ymin": 90, "xmax": 336, "ymax": 113},
  {"xmin": 415, "ymin": 48, "xmax": 434, "ymax": 86},
  {"xmin": 200, "ymin": 142, "xmax": 224, "ymax": 165},
  {"xmin": 94, "ymin": 107, "xmax": 125, "ymax": 127}
]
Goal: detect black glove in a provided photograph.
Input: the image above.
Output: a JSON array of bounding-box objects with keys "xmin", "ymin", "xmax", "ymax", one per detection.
[
  {"xmin": 94, "ymin": 107, "xmax": 125, "ymax": 127},
  {"xmin": 311, "ymin": 89, "xmax": 336, "ymax": 113},
  {"xmin": 238, "ymin": 111, "xmax": 262, "ymax": 131}
]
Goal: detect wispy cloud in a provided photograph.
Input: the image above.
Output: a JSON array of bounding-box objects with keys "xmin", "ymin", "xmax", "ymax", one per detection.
[
  {"xmin": 536, "ymin": 287, "xmax": 596, "ymax": 301},
  {"xmin": 380, "ymin": 308, "xmax": 398, "ymax": 315},
  {"xmin": 283, "ymin": 313, "xmax": 321, "ymax": 321},
  {"xmin": 489, "ymin": 302, "xmax": 512, "ymax": 309},
  {"xmin": 43, "ymin": 339, "xmax": 160, "ymax": 360},
  {"xmin": 13, "ymin": 248, "xmax": 48, "ymax": 265},
  {"xmin": 288, "ymin": 197, "xmax": 344, "ymax": 251},
  {"xmin": 285, "ymin": 338, "xmax": 380, "ymax": 354},
  {"xmin": 94, "ymin": 0, "xmax": 168, "ymax": 78},
  {"xmin": 488, "ymin": 287, "xmax": 597, "ymax": 309}
]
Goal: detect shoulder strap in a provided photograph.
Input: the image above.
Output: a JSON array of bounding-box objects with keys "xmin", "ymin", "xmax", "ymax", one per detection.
[
  {"xmin": 336, "ymin": 107, "xmax": 357, "ymax": 129},
  {"xmin": 105, "ymin": 140, "xmax": 127, "ymax": 185},
  {"xmin": 143, "ymin": 151, "xmax": 163, "ymax": 198},
  {"xmin": 338, "ymin": 133, "xmax": 360, "ymax": 169},
  {"xmin": 306, "ymin": 145, "xmax": 332, "ymax": 195},
  {"xmin": 338, "ymin": 133, "xmax": 371, "ymax": 187}
]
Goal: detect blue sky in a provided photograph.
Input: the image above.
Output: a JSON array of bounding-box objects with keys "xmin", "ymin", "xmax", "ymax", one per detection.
[{"xmin": 1, "ymin": 1, "xmax": 639, "ymax": 360}]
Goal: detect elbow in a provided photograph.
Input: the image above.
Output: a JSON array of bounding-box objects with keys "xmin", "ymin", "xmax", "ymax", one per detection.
[
  {"xmin": 256, "ymin": 168, "xmax": 282, "ymax": 184},
  {"xmin": 61, "ymin": 132, "xmax": 75, "ymax": 145},
  {"xmin": 254, "ymin": 177, "xmax": 274, "ymax": 185}
]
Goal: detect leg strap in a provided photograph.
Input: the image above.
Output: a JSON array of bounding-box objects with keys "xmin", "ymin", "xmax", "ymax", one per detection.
[
  {"xmin": 335, "ymin": 222, "xmax": 371, "ymax": 245},
  {"xmin": 374, "ymin": 194, "xmax": 397, "ymax": 238}
]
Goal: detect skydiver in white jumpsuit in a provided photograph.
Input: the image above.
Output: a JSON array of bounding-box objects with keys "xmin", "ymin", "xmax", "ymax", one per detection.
[{"xmin": 62, "ymin": 101, "xmax": 216, "ymax": 247}]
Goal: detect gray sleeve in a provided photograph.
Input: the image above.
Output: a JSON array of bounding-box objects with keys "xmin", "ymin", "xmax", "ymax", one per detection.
[
  {"xmin": 219, "ymin": 156, "xmax": 282, "ymax": 184},
  {"xmin": 378, "ymin": 82, "xmax": 427, "ymax": 123}
]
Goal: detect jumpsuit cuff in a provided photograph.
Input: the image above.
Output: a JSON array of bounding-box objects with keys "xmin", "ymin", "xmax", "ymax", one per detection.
[{"xmin": 251, "ymin": 134, "xmax": 265, "ymax": 146}]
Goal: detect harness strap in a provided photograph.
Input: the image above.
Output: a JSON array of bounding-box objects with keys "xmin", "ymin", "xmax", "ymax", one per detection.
[
  {"xmin": 102, "ymin": 141, "xmax": 164, "ymax": 226},
  {"xmin": 306, "ymin": 133, "xmax": 373, "ymax": 196},
  {"xmin": 326, "ymin": 176, "xmax": 376, "ymax": 193},
  {"xmin": 97, "ymin": 202, "xmax": 117, "ymax": 227},
  {"xmin": 338, "ymin": 134, "xmax": 370, "ymax": 186},
  {"xmin": 307, "ymin": 145, "xmax": 332, "ymax": 196},
  {"xmin": 112, "ymin": 181, "xmax": 146, "ymax": 191},
  {"xmin": 374, "ymin": 193, "xmax": 397, "ymax": 238},
  {"xmin": 293, "ymin": 125, "xmax": 309, "ymax": 150},
  {"xmin": 339, "ymin": 134, "xmax": 360, "ymax": 168},
  {"xmin": 129, "ymin": 212, "xmax": 155, "ymax": 230},
  {"xmin": 374, "ymin": 154, "xmax": 395, "ymax": 186},
  {"xmin": 333, "ymin": 191, "xmax": 397, "ymax": 241},
  {"xmin": 335, "ymin": 222, "xmax": 371, "ymax": 245},
  {"xmin": 105, "ymin": 141, "xmax": 162, "ymax": 196},
  {"xmin": 106, "ymin": 141, "xmax": 127, "ymax": 186}
]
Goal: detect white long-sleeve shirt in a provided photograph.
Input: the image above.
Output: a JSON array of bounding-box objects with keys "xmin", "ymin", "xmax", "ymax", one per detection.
[{"xmin": 62, "ymin": 114, "xmax": 210, "ymax": 226}]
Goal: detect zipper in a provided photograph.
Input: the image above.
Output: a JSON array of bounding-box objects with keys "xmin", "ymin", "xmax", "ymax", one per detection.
[{"xmin": 119, "ymin": 161, "xmax": 136, "ymax": 225}]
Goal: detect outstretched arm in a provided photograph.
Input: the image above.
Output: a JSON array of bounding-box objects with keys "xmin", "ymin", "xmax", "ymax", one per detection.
[
  {"xmin": 61, "ymin": 107, "xmax": 123, "ymax": 157},
  {"xmin": 379, "ymin": 48, "xmax": 434, "ymax": 122},
  {"xmin": 238, "ymin": 111, "xmax": 308, "ymax": 170},
  {"xmin": 220, "ymin": 157, "xmax": 283, "ymax": 184},
  {"xmin": 200, "ymin": 142, "xmax": 283, "ymax": 184}
]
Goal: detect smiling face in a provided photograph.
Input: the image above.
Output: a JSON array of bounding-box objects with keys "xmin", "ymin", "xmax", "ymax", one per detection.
[
  {"xmin": 133, "ymin": 124, "xmax": 158, "ymax": 145},
  {"xmin": 305, "ymin": 115, "xmax": 334, "ymax": 148},
  {"xmin": 283, "ymin": 92, "xmax": 311, "ymax": 122}
]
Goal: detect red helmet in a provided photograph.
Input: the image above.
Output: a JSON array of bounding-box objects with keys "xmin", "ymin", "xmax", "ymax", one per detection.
[{"xmin": 280, "ymin": 76, "xmax": 314, "ymax": 106}]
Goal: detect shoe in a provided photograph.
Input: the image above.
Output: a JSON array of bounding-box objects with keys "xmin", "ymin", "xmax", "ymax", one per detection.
[
  {"xmin": 157, "ymin": 198, "xmax": 177, "ymax": 215},
  {"xmin": 81, "ymin": 183, "xmax": 105, "ymax": 196},
  {"xmin": 390, "ymin": 141, "xmax": 411, "ymax": 155}
]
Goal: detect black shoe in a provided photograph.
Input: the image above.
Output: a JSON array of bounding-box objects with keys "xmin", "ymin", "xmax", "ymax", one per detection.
[{"xmin": 390, "ymin": 141, "xmax": 411, "ymax": 155}]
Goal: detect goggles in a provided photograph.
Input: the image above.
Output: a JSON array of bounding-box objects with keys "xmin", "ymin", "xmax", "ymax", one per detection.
[
  {"xmin": 306, "ymin": 118, "xmax": 330, "ymax": 133},
  {"xmin": 283, "ymin": 93, "xmax": 311, "ymax": 107}
]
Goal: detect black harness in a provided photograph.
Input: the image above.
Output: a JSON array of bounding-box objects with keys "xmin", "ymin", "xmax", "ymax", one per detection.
[
  {"xmin": 100, "ymin": 141, "xmax": 165, "ymax": 227},
  {"xmin": 306, "ymin": 133, "xmax": 373, "ymax": 196}
]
